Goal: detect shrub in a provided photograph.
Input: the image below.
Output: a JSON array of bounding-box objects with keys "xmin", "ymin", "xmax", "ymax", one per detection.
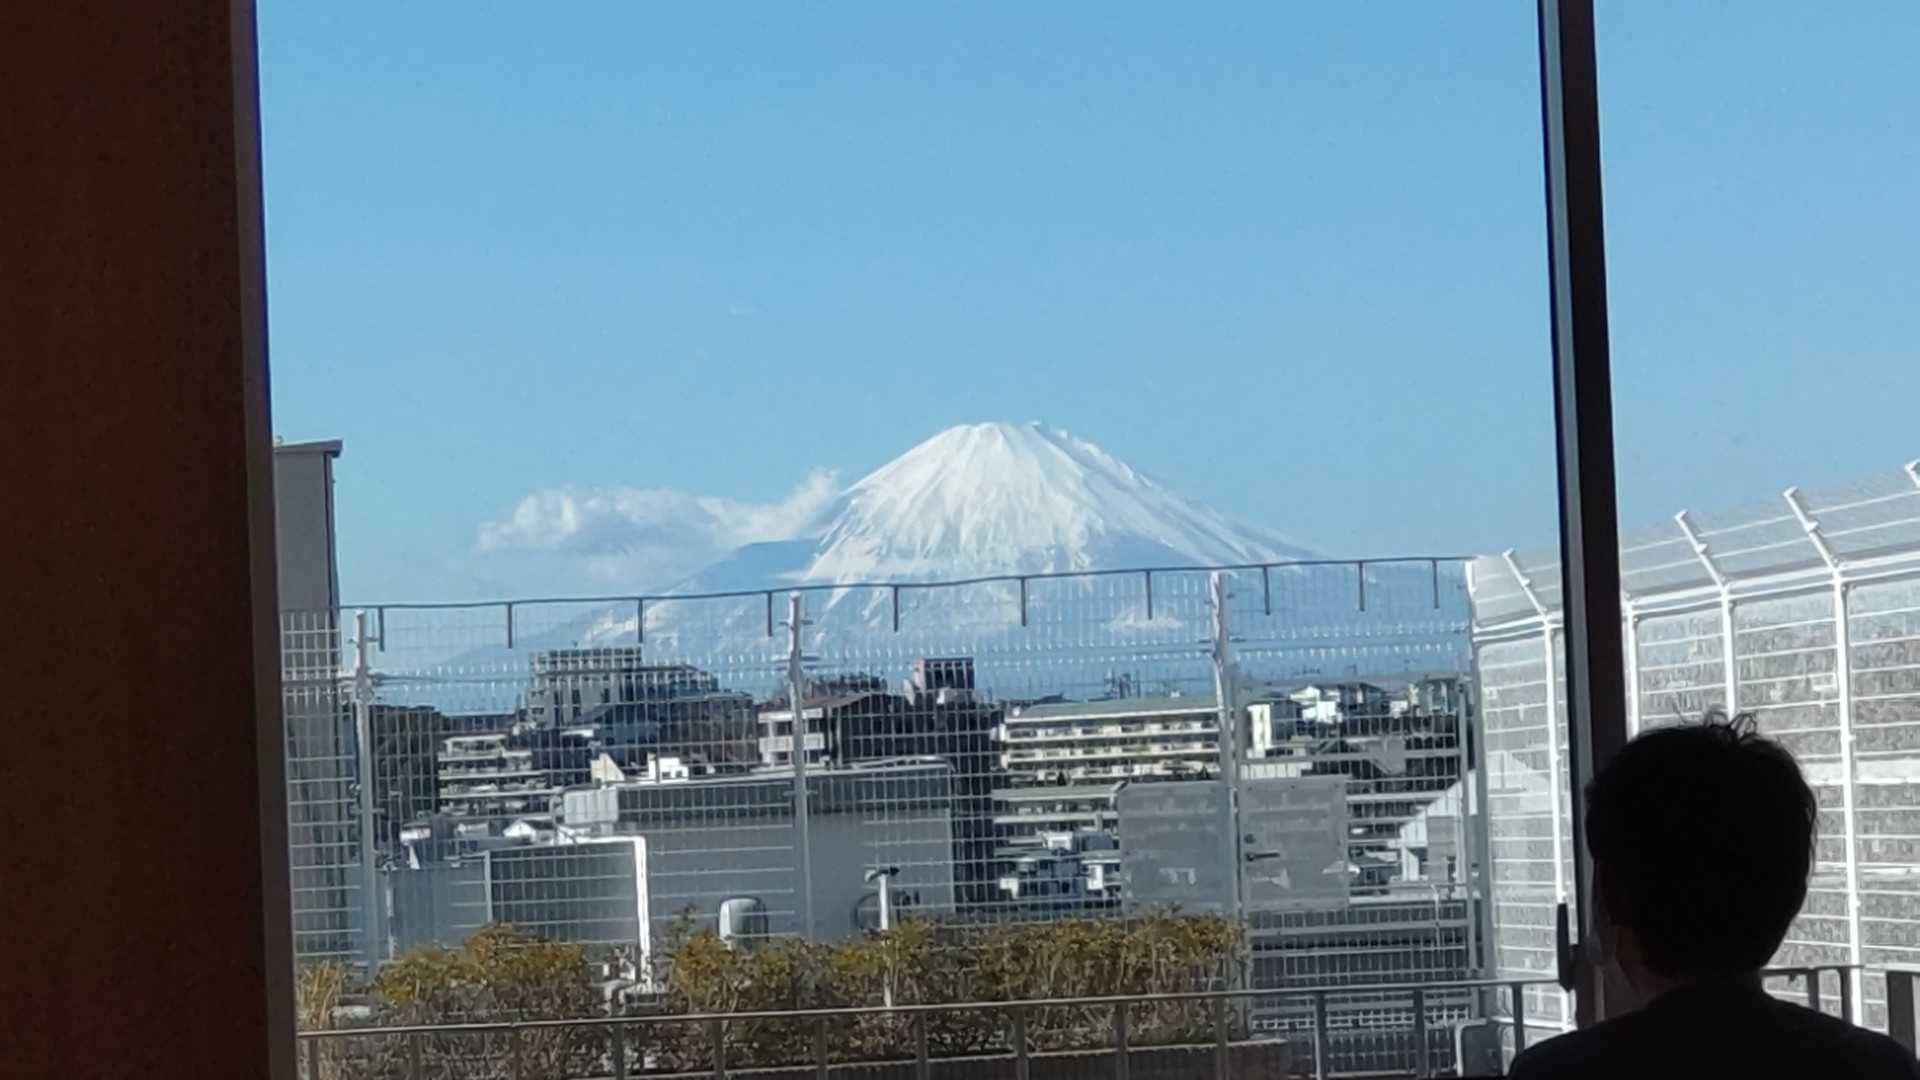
[
  {"xmin": 652, "ymin": 912, "xmax": 1240, "ymax": 1068},
  {"xmin": 359, "ymin": 924, "xmax": 603, "ymax": 1080}
]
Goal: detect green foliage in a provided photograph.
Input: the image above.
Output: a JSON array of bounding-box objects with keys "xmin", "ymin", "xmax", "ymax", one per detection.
[
  {"xmin": 651, "ymin": 911, "xmax": 1241, "ymax": 1069},
  {"xmin": 373, "ymin": 923, "xmax": 596, "ymax": 1020},
  {"xmin": 301, "ymin": 914, "xmax": 1239, "ymax": 1077},
  {"xmin": 357, "ymin": 924, "xmax": 603, "ymax": 1080}
]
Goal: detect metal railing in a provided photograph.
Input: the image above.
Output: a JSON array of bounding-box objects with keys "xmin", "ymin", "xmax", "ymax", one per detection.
[{"xmin": 299, "ymin": 965, "xmax": 1869, "ymax": 1080}]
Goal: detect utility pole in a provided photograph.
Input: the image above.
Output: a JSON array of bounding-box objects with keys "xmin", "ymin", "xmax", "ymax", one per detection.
[
  {"xmin": 1211, "ymin": 572, "xmax": 1243, "ymax": 805},
  {"xmin": 350, "ymin": 609, "xmax": 383, "ymax": 975},
  {"xmin": 1209, "ymin": 572, "xmax": 1245, "ymax": 912},
  {"xmin": 1209, "ymin": 571, "xmax": 1252, "ymax": 1033},
  {"xmin": 786, "ymin": 593, "xmax": 816, "ymax": 943}
]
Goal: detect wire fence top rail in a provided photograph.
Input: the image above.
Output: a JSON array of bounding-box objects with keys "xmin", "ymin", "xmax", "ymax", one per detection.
[
  {"xmin": 345, "ymin": 555, "xmax": 1478, "ymax": 613},
  {"xmin": 299, "ymin": 976, "xmax": 1572, "ymax": 1041},
  {"xmin": 1469, "ymin": 460, "xmax": 1920, "ymax": 629},
  {"xmin": 299, "ymin": 555, "xmax": 1480, "ymax": 714}
]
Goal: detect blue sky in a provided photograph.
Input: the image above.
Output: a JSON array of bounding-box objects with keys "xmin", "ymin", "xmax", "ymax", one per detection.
[{"xmin": 260, "ymin": 3, "xmax": 1917, "ymax": 604}]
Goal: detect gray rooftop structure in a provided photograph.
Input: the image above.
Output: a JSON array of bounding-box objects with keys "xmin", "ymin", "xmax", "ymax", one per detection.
[{"xmin": 1008, "ymin": 694, "xmax": 1217, "ymax": 721}]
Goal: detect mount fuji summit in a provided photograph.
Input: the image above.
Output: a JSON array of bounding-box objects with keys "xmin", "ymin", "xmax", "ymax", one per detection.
[{"xmin": 674, "ymin": 421, "xmax": 1314, "ymax": 593}]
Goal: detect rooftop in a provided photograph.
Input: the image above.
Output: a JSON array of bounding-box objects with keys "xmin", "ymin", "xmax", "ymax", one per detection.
[
  {"xmin": 1009, "ymin": 694, "xmax": 1217, "ymax": 722},
  {"xmin": 994, "ymin": 782, "xmax": 1129, "ymax": 803}
]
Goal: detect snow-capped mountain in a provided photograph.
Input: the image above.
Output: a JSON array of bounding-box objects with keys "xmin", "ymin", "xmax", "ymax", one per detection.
[
  {"xmin": 405, "ymin": 423, "xmax": 1469, "ymax": 708},
  {"xmin": 674, "ymin": 421, "xmax": 1313, "ymax": 593},
  {"xmin": 482, "ymin": 421, "xmax": 1318, "ymax": 658}
]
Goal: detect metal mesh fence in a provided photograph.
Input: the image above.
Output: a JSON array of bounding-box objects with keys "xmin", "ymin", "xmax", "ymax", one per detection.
[
  {"xmin": 1469, "ymin": 461, "xmax": 1920, "ymax": 1036},
  {"xmin": 284, "ymin": 559, "xmax": 1495, "ymax": 1071}
]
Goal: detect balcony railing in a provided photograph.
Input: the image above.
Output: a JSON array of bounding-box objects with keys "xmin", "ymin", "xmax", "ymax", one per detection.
[{"xmin": 298, "ymin": 966, "xmax": 1881, "ymax": 1080}]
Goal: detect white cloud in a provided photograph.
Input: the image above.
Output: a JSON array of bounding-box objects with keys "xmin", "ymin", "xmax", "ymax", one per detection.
[{"xmin": 475, "ymin": 468, "xmax": 839, "ymax": 588}]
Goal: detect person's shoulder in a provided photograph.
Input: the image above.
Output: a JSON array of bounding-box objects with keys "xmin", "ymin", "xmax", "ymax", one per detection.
[
  {"xmin": 1509, "ymin": 998, "xmax": 1920, "ymax": 1080},
  {"xmin": 1770, "ymin": 1001, "xmax": 1920, "ymax": 1077},
  {"xmin": 1766, "ymin": 999, "xmax": 1920, "ymax": 1053},
  {"xmin": 1507, "ymin": 1014, "xmax": 1648, "ymax": 1079}
]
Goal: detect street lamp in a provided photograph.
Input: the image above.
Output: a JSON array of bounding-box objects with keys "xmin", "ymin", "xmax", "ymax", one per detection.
[{"xmin": 863, "ymin": 866, "xmax": 902, "ymax": 932}]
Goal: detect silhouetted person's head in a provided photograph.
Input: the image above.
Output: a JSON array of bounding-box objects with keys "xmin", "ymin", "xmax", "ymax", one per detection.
[{"xmin": 1586, "ymin": 711, "xmax": 1817, "ymax": 992}]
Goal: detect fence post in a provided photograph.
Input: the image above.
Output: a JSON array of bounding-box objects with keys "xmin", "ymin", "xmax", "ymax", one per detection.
[
  {"xmin": 1113, "ymin": 1001, "xmax": 1130, "ymax": 1080},
  {"xmin": 711, "ymin": 1018, "xmax": 727, "ymax": 1080},
  {"xmin": 350, "ymin": 610, "xmax": 384, "ymax": 976},
  {"xmin": 915, "ymin": 1011, "xmax": 930, "ymax": 1080},
  {"xmin": 1012, "ymin": 1008, "xmax": 1030, "ymax": 1080},
  {"xmin": 787, "ymin": 592, "xmax": 816, "ymax": 942},
  {"xmin": 407, "ymin": 1031, "xmax": 423, "ymax": 1080},
  {"xmin": 1210, "ymin": 571, "xmax": 1244, "ymax": 920},
  {"xmin": 1510, "ymin": 983, "xmax": 1528, "ymax": 1057},
  {"xmin": 1622, "ymin": 604, "xmax": 1641, "ymax": 738},
  {"xmin": 1673, "ymin": 511, "xmax": 1736, "ymax": 712},
  {"xmin": 1889, "ymin": 969, "xmax": 1920, "ymax": 1054},
  {"xmin": 1412, "ymin": 986, "xmax": 1429, "ymax": 1078},
  {"xmin": 511, "ymin": 1025, "xmax": 524, "ymax": 1080},
  {"xmin": 1311, "ymin": 991, "xmax": 1329, "ymax": 1080},
  {"xmin": 613, "ymin": 1024, "xmax": 628, "ymax": 1080},
  {"xmin": 1213, "ymin": 995, "xmax": 1229, "ymax": 1080},
  {"xmin": 1785, "ymin": 487, "xmax": 1868, "ymax": 1015}
]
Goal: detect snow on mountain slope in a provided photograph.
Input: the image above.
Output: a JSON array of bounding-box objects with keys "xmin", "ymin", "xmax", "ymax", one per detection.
[{"xmin": 675, "ymin": 421, "xmax": 1313, "ymax": 592}]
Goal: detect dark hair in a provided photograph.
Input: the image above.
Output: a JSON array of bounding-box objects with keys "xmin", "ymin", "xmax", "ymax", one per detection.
[{"xmin": 1585, "ymin": 711, "xmax": 1818, "ymax": 976}]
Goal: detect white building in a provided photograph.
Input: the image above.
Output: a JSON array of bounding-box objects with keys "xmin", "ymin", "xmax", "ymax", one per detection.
[
  {"xmin": 997, "ymin": 694, "xmax": 1222, "ymax": 789},
  {"xmin": 993, "ymin": 695, "xmax": 1224, "ymax": 905}
]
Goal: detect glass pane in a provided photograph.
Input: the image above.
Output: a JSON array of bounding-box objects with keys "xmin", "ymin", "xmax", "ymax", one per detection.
[
  {"xmin": 262, "ymin": 5, "xmax": 1565, "ymax": 1072},
  {"xmin": 1597, "ymin": 2, "xmax": 1920, "ymax": 1033}
]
